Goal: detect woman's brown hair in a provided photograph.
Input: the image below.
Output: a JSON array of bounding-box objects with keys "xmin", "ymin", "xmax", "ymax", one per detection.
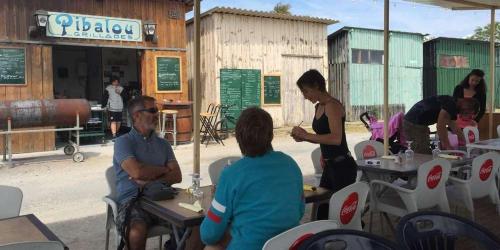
[{"xmin": 235, "ymin": 107, "xmax": 274, "ymax": 157}]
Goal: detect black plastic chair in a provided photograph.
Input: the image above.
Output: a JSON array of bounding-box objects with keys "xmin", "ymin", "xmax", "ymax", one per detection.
[
  {"xmin": 297, "ymin": 229, "xmax": 398, "ymax": 250},
  {"xmin": 396, "ymin": 211, "xmax": 500, "ymax": 250}
]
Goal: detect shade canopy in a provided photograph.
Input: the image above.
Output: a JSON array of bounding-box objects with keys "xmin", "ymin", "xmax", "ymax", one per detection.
[{"xmin": 406, "ymin": 0, "xmax": 500, "ymax": 10}]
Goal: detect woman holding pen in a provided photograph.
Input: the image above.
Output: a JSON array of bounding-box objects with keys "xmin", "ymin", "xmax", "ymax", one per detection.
[{"xmin": 291, "ymin": 69, "xmax": 357, "ymax": 219}]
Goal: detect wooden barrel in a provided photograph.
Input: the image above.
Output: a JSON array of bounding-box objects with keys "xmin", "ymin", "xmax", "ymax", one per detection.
[{"xmin": 162, "ymin": 101, "xmax": 193, "ymax": 143}]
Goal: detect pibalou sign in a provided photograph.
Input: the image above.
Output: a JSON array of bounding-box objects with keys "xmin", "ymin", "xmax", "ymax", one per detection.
[{"xmin": 46, "ymin": 11, "xmax": 142, "ymax": 42}]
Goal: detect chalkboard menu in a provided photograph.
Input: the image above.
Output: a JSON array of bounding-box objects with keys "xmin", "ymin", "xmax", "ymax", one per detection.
[
  {"xmin": 0, "ymin": 48, "xmax": 26, "ymax": 85},
  {"xmin": 241, "ymin": 69, "xmax": 261, "ymax": 108},
  {"xmin": 220, "ymin": 69, "xmax": 261, "ymax": 129},
  {"xmin": 155, "ymin": 56, "xmax": 181, "ymax": 92},
  {"xmin": 263, "ymin": 75, "xmax": 281, "ymax": 105}
]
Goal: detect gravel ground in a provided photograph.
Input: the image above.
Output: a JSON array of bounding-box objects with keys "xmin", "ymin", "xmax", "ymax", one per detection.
[{"xmin": 0, "ymin": 129, "xmax": 370, "ymax": 250}]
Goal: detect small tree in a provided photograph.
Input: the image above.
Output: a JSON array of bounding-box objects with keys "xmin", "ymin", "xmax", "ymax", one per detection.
[
  {"xmin": 467, "ymin": 23, "xmax": 500, "ymax": 42},
  {"xmin": 273, "ymin": 2, "xmax": 291, "ymax": 15}
]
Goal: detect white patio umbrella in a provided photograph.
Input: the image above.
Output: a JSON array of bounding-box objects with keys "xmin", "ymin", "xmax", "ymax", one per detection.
[{"xmin": 381, "ymin": 0, "xmax": 499, "ymax": 154}]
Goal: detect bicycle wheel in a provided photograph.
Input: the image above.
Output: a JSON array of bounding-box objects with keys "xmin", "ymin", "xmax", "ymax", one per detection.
[{"xmin": 215, "ymin": 120, "xmax": 228, "ymax": 140}]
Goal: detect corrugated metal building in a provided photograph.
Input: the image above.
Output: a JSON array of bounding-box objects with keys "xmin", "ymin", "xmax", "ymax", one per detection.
[
  {"xmin": 186, "ymin": 7, "xmax": 336, "ymax": 127},
  {"xmin": 328, "ymin": 27, "xmax": 424, "ymax": 121},
  {"xmin": 423, "ymin": 37, "xmax": 500, "ymax": 108}
]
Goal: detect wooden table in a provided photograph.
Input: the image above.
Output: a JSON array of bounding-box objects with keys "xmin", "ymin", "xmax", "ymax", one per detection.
[
  {"xmin": 0, "ymin": 214, "xmax": 67, "ymax": 249},
  {"xmin": 140, "ymin": 185, "xmax": 332, "ymax": 249}
]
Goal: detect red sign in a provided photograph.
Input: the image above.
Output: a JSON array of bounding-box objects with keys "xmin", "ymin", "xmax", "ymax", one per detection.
[
  {"xmin": 363, "ymin": 145, "xmax": 377, "ymax": 159},
  {"xmin": 479, "ymin": 159, "xmax": 494, "ymax": 181},
  {"xmin": 340, "ymin": 192, "xmax": 359, "ymax": 224},
  {"xmin": 468, "ymin": 130, "xmax": 476, "ymax": 143},
  {"xmin": 427, "ymin": 165, "xmax": 443, "ymax": 189}
]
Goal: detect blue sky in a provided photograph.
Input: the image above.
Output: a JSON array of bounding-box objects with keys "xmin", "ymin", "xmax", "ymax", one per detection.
[{"xmin": 188, "ymin": 0, "xmax": 500, "ymax": 38}]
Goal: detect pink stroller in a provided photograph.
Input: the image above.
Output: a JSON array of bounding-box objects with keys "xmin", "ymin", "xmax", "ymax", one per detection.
[{"xmin": 360, "ymin": 111, "xmax": 407, "ymax": 154}]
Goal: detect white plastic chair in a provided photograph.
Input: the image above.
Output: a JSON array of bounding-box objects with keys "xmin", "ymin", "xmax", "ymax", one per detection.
[
  {"xmin": 463, "ymin": 126, "xmax": 480, "ymax": 157},
  {"xmin": 262, "ymin": 220, "xmax": 339, "ymax": 250},
  {"xmin": 446, "ymin": 152, "xmax": 500, "ymax": 220},
  {"xmin": 0, "ymin": 241, "xmax": 64, "ymax": 250},
  {"xmin": 0, "ymin": 185, "xmax": 23, "ymax": 219},
  {"xmin": 208, "ymin": 156, "xmax": 240, "ymax": 185},
  {"xmin": 354, "ymin": 140, "xmax": 385, "ymax": 160},
  {"xmin": 102, "ymin": 167, "xmax": 170, "ymax": 250},
  {"xmin": 463, "ymin": 126, "xmax": 479, "ymax": 144},
  {"xmin": 311, "ymin": 148, "xmax": 323, "ymax": 186},
  {"xmin": 370, "ymin": 158, "xmax": 451, "ymax": 218},
  {"xmin": 497, "ymin": 125, "xmax": 500, "ymax": 138},
  {"xmin": 328, "ymin": 182, "xmax": 370, "ymax": 230}
]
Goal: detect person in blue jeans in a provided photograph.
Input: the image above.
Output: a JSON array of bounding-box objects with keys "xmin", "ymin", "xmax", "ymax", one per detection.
[{"xmin": 200, "ymin": 107, "xmax": 305, "ymax": 250}]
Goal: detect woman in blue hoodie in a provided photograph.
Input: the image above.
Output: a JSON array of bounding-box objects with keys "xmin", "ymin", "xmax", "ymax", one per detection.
[{"xmin": 200, "ymin": 107, "xmax": 304, "ymax": 250}]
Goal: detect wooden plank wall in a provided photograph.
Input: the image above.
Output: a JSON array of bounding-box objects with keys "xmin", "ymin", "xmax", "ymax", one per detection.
[
  {"xmin": 186, "ymin": 13, "xmax": 330, "ymax": 127},
  {"xmin": 0, "ymin": 0, "xmax": 190, "ymax": 153},
  {"xmin": 0, "ymin": 0, "xmax": 188, "ymax": 49},
  {"xmin": 141, "ymin": 50, "xmax": 188, "ymax": 102},
  {"xmin": 0, "ymin": 44, "xmax": 54, "ymax": 154}
]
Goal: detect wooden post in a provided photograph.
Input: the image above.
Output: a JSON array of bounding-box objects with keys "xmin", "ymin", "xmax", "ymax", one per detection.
[
  {"xmin": 489, "ymin": 8, "xmax": 496, "ymax": 139},
  {"xmin": 193, "ymin": 0, "xmax": 201, "ymax": 174},
  {"xmin": 383, "ymin": 0, "xmax": 390, "ymax": 155}
]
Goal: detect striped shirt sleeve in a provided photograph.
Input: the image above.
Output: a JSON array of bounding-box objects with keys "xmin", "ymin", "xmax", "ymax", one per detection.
[{"xmin": 200, "ymin": 169, "xmax": 233, "ymax": 245}]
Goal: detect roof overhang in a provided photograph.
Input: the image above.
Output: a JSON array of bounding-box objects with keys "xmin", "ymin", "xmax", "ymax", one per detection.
[
  {"xmin": 186, "ymin": 7, "xmax": 338, "ymax": 25},
  {"xmin": 405, "ymin": 0, "xmax": 500, "ymax": 10}
]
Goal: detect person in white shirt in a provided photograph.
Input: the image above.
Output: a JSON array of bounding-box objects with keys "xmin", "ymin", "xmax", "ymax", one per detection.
[{"xmin": 104, "ymin": 77, "xmax": 124, "ymax": 138}]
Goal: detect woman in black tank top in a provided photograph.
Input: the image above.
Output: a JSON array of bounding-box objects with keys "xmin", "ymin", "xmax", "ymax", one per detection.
[{"xmin": 291, "ymin": 69, "xmax": 357, "ymax": 219}]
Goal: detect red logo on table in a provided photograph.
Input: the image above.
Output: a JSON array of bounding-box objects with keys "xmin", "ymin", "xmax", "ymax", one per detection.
[
  {"xmin": 479, "ymin": 159, "xmax": 493, "ymax": 181},
  {"xmin": 363, "ymin": 145, "xmax": 377, "ymax": 159},
  {"xmin": 468, "ymin": 130, "xmax": 476, "ymax": 142},
  {"xmin": 340, "ymin": 192, "xmax": 358, "ymax": 224},
  {"xmin": 426, "ymin": 165, "xmax": 442, "ymax": 189}
]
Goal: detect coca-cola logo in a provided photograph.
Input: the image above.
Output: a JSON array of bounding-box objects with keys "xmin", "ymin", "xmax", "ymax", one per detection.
[
  {"xmin": 340, "ymin": 192, "xmax": 358, "ymax": 224},
  {"xmin": 426, "ymin": 165, "xmax": 442, "ymax": 189},
  {"xmin": 468, "ymin": 130, "xmax": 476, "ymax": 142},
  {"xmin": 479, "ymin": 159, "xmax": 493, "ymax": 181},
  {"xmin": 363, "ymin": 145, "xmax": 377, "ymax": 159}
]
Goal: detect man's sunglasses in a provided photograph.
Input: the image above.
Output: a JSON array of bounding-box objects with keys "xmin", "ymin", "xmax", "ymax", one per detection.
[{"xmin": 137, "ymin": 107, "xmax": 159, "ymax": 114}]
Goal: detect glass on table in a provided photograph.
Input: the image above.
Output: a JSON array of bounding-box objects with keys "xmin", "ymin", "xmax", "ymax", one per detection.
[
  {"xmin": 405, "ymin": 141, "xmax": 414, "ymax": 162},
  {"xmin": 432, "ymin": 140, "xmax": 441, "ymax": 159}
]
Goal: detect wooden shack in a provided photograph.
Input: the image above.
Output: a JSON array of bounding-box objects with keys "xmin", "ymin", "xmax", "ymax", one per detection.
[{"xmin": 186, "ymin": 7, "xmax": 336, "ymax": 127}]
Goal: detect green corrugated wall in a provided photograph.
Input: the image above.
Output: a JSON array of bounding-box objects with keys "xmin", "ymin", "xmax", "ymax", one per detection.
[
  {"xmin": 348, "ymin": 28, "xmax": 423, "ymax": 112},
  {"xmin": 434, "ymin": 39, "xmax": 490, "ymax": 96}
]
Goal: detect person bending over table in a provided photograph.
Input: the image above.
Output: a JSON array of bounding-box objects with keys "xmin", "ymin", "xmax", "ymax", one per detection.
[
  {"xmin": 113, "ymin": 95, "xmax": 182, "ymax": 250},
  {"xmin": 200, "ymin": 107, "xmax": 304, "ymax": 250},
  {"xmin": 290, "ymin": 69, "xmax": 357, "ymax": 220},
  {"xmin": 403, "ymin": 96, "xmax": 479, "ymax": 154}
]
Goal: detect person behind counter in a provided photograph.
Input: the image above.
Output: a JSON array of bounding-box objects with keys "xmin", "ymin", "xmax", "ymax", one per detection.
[{"xmin": 102, "ymin": 77, "xmax": 126, "ymax": 138}]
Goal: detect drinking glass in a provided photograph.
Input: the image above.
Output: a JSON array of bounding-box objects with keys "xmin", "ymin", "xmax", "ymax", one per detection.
[{"xmin": 405, "ymin": 141, "xmax": 414, "ymax": 162}]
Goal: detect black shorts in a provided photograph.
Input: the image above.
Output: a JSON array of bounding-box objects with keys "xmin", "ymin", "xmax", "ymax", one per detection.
[{"xmin": 109, "ymin": 111, "xmax": 122, "ymax": 122}]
